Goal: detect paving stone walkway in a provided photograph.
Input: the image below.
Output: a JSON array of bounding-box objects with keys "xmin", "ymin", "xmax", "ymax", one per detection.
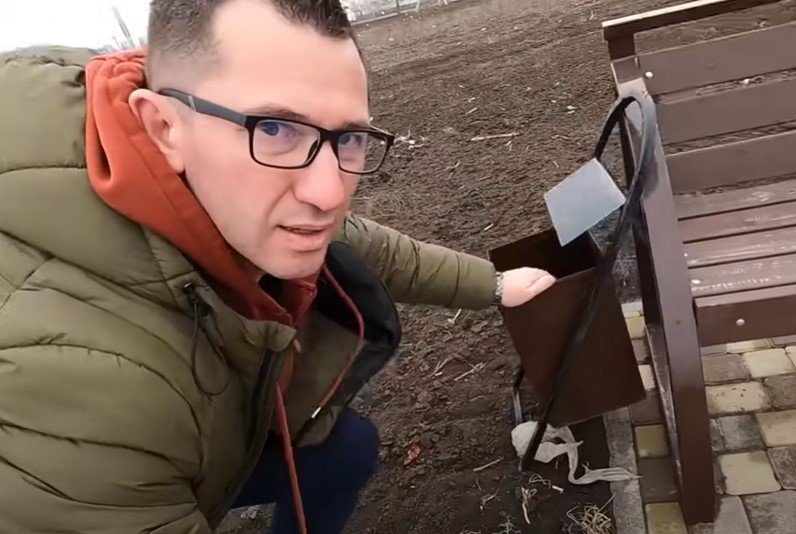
[{"xmin": 610, "ymin": 302, "xmax": 796, "ymax": 534}]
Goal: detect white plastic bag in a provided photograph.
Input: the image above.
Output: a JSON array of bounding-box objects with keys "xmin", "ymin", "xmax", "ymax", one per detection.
[{"xmin": 511, "ymin": 421, "xmax": 637, "ymax": 484}]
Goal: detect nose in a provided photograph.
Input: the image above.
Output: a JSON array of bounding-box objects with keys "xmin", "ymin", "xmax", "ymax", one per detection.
[{"xmin": 292, "ymin": 142, "xmax": 348, "ymax": 212}]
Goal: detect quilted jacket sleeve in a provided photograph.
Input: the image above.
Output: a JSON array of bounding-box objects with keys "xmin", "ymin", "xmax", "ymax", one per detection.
[
  {"xmin": 0, "ymin": 343, "xmax": 210, "ymax": 534},
  {"xmin": 336, "ymin": 214, "xmax": 497, "ymax": 309}
]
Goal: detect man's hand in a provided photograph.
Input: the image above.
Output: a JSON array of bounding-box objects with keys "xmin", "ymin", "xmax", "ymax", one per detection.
[{"xmin": 500, "ymin": 267, "xmax": 556, "ymax": 308}]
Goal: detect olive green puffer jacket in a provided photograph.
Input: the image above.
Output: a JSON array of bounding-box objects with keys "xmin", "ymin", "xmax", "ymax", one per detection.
[{"xmin": 0, "ymin": 47, "xmax": 497, "ymax": 533}]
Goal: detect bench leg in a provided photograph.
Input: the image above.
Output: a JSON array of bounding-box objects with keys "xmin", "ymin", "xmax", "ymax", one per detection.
[
  {"xmin": 639, "ymin": 138, "xmax": 716, "ymax": 523},
  {"xmin": 646, "ymin": 322, "xmax": 715, "ymax": 524},
  {"xmin": 616, "ymin": 98, "xmax": 715, "ymax": 523}
]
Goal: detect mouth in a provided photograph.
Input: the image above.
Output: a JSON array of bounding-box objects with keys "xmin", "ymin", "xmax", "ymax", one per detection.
[
  {"xmin": 280, "ymin": 225, "xmax": 330, "ymax": 235},
  {"xmin": 278, "ymin": 224, "xmax": 334, "ymax": 251}
]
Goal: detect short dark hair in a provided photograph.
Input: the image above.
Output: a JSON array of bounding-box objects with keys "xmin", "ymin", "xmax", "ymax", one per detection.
[{"xmin": 146, "ymin": 0, "xmax": 357, "ymax": 87}]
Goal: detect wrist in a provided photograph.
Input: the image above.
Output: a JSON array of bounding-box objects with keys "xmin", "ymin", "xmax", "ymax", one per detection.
[{"xmin": 493, "ymin": 271, "xmax": 505, "ymax": 306}]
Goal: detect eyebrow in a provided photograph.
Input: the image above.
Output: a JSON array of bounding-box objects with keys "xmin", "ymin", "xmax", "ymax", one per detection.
[{"xmin": 242, "ymin": 104, "xmax": 373, "ymax": 130}]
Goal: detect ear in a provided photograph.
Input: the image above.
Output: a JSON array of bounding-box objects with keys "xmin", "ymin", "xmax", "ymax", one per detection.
[{"xmin": 129, "ymin": 89, "xmax": 186, "ymax": 174}]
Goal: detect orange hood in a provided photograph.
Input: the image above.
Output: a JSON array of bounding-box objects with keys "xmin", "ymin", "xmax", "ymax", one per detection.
[{"xmin": 84, "ymin": 48, "xmax": 314, "ymax": 323}]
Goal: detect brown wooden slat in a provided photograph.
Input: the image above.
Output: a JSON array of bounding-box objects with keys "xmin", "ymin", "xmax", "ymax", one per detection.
[
  {"xmin": 690, "ymin": 252, "xmax": 796, "ymax": 297},
  {"xmin": 675, "ymin": 180, "xmax": 796, "ymax": 220},
  {"xmin": 641, "ymin": 22, "xmax": 796, "ymax": 95},
  {"xmin": 607, "ymin": 36, "xmax": 637, "ymax": 60},
  {"xmin": 657, "ymin": 77, "xmax": 796, "ymax": 144},
  {"xmin": 696, "ymin": 283, "xmax": 796, "ymax": 345},
  {"xmin": 684, "ymin": 226, "xmax": 796, "ymax": 268},
  {"xmin": 602, "ymin": 0, "xmax": 781, "ymax": 39},
  {"xmin": 667, "ymin": 130, "xmax": 796, "ymax": 194},
  {"xmin": 679, "ymin": 199, "xmax": 796, "ymax": 242}
]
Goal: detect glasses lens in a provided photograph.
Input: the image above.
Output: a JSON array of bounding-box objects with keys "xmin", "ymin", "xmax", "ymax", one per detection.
[
  {"xmin": 337, "ymin": 132, "xmax": 389, "ymax": 174},
  {"xmin": 252, "ymin": 119, "xmax": 319, "ymax": 167}
]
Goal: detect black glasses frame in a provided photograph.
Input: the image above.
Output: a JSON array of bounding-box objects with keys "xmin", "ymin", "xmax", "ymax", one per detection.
[{"xmin": 159, "ymin": 88, "xmax": 395, "ymax": 175}]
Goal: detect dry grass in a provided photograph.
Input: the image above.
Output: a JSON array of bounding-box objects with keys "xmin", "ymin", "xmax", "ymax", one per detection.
[
  {"xmin": 562, "ymin": 497, "xmax": 615, "ymax": 534},
  {"xmin": 492, "ymin": 513, "xmax": 521, "ymax": 534}
]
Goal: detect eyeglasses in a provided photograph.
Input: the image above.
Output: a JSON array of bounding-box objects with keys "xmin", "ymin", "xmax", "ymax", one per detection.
[{"xmin": 159, "ymin": 89, "xmax": 395, "ymax": 175}]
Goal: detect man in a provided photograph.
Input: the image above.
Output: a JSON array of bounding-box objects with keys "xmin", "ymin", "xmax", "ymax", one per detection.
[{"xmin": 0, "ymin": 1, "xmax": 554, "ymax": 532}]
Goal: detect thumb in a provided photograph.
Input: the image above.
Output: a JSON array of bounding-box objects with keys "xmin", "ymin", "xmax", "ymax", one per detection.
[
  {"xmin": 525, "ymin": 272, "xmax": 556, "ymax": 299},
  {"xmin": 501, "ymin": 268, "xmax": 556, "ymax": 307}
]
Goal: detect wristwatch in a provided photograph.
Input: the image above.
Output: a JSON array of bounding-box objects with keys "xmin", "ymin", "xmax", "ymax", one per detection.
[{"xmin": 493, "ymin": 271, "xmax": 505, "ymax": 306}]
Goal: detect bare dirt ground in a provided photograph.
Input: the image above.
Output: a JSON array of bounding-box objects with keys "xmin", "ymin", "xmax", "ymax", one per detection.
[
  {"xmin": 220, "ymin": 0, "xmax": 796, "ymax": 532},
  {"xmin": 345, "ymin": 3, "xmax": 650, "ymax": 531}
]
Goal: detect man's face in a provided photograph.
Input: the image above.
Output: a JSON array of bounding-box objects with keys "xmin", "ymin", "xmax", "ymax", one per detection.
[{"xmin": 178, "ymin": 0, "xmax": 369, "ymax": 280}]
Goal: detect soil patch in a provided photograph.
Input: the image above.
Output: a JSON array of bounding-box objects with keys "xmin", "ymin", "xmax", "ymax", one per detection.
[{"xmin": 220, "ymin": 0, "xmax": 796, "ymax": 531}]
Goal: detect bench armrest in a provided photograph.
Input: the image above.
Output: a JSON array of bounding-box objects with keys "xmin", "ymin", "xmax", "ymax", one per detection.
[{"xmin": 602, "ymin": 0, "xmax": 780, "ymax": 40}]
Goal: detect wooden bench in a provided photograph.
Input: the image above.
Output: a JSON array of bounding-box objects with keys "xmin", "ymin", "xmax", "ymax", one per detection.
[{"xmin": 602, "ymin": 0, "xmax": 796, "ymax": 524}]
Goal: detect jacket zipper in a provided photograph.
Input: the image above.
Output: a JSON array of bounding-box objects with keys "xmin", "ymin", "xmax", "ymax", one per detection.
[
  {"xmin": 183, "ymin": 282, "xmax": 303, "ymax": 523},
  {"xmin": 209, "ymin": 348, "xmax": 284, "ymax": 525},
  {"xmin": 208, "ymin": 268, "xmax": 364, "ymax": 521}
]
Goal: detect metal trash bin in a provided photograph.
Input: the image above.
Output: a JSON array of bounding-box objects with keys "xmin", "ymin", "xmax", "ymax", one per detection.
[{"xmin": 490, "ymin": 228, "xmax": 644, "ymax": 427}]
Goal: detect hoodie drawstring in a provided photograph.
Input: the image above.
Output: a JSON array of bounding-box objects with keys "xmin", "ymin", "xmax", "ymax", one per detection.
[
  {"xmin": 183, "ymin": 274, "xmax": 364, "ymax": 534},
  {"xmin": 276, "ymin": 385, "xmax": 309, "ymax": 534},
  {"xmin": 312, "ymin": 266, "xmax": 366, "ymax": 413},
  {"xmin": 278, "ymin": 268, "xmax": 365, "ymax": 534},
  {"xmin": 184, "ymin": 283, "xmax": 230, "ymax": 396}
]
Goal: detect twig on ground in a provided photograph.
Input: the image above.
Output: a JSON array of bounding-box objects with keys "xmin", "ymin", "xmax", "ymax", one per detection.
[
  {"xmin": 528, "ymin": 473, "xmax": 551, "ymax": 487},
  {"xmin": 598, "ymin": 495, "xmax": 615, "ymax": 512},
  {"xmin": 473, "ymin": 457, "xmax": 503, "ymax": 473},
  {"xmin": 580, "ymin": 505, "xmax": 613, "ymax": 534},
  {"xmin": 563, "ymin": 498, "xmax": 615, "ymax": 534},
  {"xmin": 527, "ymin": 472, "xmax": 564, "ymax": 493},
  {"xmin": 520, "ymin": 487, "xmax": 537, "ymax": 525},
  {"xmin": 493, "ymin": 513, "xmax": 521, "ymax": 534},
  {"xmin": 482, "ymin": 223, "xmax": 495, "ymax": 232},
  {"xmin": 448, "ymin": 309, "xmax": 463, "ymax": 324},
  {"xmin": 480, "ymin": 490, "xmax": 499, "ymax": 511},
  {"xmin": 465, "ymin": 107, "xmax": 479, "ymax": 115},
  {"xmin": 454, "ymin": 362, "xmax": 486, "ymax": 381},
  {"xmin": 565, "ymin": 505, "xmax": 581, "ymax": 527},
  {"xmin": 521, "ymin": 490, "xmax": 531, "ymax": 525},
  {"xmin": 471, "ymin": 132, "xmax": 518, "ymax": 142},
  {"xmin": 431, "ymin": 356, "xmax": 453, "ymax": 377}
]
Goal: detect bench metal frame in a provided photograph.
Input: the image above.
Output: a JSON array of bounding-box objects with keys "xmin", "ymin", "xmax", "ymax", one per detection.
[{"xmin": 603, "ymin": 0, "xmax": 794, "ymax": 523}]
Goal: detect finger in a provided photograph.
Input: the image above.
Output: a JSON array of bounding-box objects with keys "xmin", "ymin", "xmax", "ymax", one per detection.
[
  {"xmin": 523, "ymin": 267, "xmax": 549, "ymax": 279},
  {"xmin": 523, "ymin": 271, "xmax": 554, "ymax": 289},
  {"xmin": 526, "ymin": 274, "xmax": 555, "ymax": 298}
]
